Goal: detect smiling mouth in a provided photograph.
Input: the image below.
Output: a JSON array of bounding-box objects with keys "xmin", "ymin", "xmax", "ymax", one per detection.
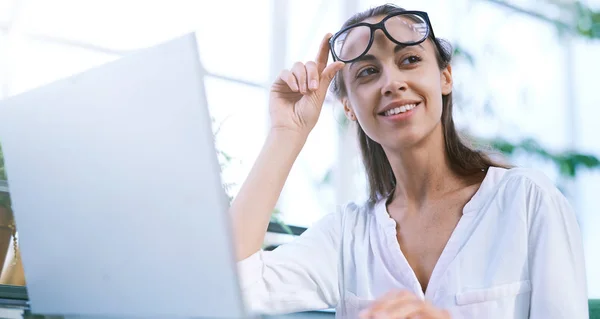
[{"xmin": 379, "ymin": 102, "xmax": 420, "ymax": 117}]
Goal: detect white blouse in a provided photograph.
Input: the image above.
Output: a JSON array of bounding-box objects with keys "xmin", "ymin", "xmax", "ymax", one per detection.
[{"xmin": 237, "ymin": 167, "xmax": 589, "ymax": 318}]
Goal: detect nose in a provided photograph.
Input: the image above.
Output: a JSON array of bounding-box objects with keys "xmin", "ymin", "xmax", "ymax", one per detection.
[{"xmin": 380, "ymin": 69, "xmax": 408, "ymax": 97}]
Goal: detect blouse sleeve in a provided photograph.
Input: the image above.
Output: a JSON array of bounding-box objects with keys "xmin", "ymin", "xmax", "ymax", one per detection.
[
  {"xmin": 236, "ymin": 208, "xmax": 342, "ymax": 315},
  {"xmin": 528, "ymin": 184, "xmax": 589, "ymax": 318}
]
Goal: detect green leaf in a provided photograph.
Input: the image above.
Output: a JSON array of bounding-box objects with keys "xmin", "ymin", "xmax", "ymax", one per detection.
[
  {"xmin": 484, "ymin": 136, "xmax": 600, "ymax": 179},
  {"xmin": 0, "ymin": 144, "xmax": 6, "ymax": 180},
  {"xmin": 269, "ymin": 213, "xmax": 293, "ymax": 235},
  {"xmin": 0, "ymin": 193, "xmax": 11, "ymax": 210}
]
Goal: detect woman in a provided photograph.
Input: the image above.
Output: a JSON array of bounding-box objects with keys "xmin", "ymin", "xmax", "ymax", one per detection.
[{"xmin": 231, "ymin": 4, "xmax": 588, "ymax": 319}]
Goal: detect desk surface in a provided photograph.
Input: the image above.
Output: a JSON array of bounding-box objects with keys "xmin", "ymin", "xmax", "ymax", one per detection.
[
  {"xmin": 9, "ymin": 311, "xmax": 335, "ymax": 319},
  {"xmin": 2, "ymin": 298, "xmax": 600, "ymax": 318},
  {"xmin": 0, "ymin": 287, "xmax": 335, "ymax": 319},
  {"xmin": 1, "ymin": 284, "xmax": 597, "ymax": 318}
]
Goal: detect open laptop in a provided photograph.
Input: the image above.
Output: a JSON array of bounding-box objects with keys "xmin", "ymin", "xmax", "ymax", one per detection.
[{"xmin": 0, "ymin": 33, "xmax": 252, "ymax": 318}]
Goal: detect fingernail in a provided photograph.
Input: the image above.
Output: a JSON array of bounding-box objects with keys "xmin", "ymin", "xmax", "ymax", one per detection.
[{"xmin": 310, "ymin": 80, "xmax": 318, "ymax": 90}]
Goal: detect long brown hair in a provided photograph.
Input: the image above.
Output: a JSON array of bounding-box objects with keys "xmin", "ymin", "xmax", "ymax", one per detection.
[{"xmin": 330, "ymin": 4, "xmax": 508, "ymax": 203}]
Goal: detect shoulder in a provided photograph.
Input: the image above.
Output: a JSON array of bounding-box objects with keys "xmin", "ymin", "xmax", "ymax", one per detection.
[
  {"xmin": 489, "ymin": 167, "xmax": 573, "ymax": 222},
  {"xmin": 501, "ymin": 167, "xmax": 560, "ymax": 193},
  {"xmin": 296, "ymin": 201, "xmax": 375, "ymax": 246},
  {"xmin": 487, "ymin": 166, "xmax": 563, "ymax": 201},
  {"xmin": 306, "ymin": 201, "xmax": 373, "ymax": 235},
  {"xmin": 334, "ymin": 200, "xmax": 389, "ymax": 238}
]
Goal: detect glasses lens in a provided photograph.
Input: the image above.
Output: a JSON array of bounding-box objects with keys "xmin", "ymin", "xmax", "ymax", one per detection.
[
  {"xmin": 385, "ymin": 13, "xmax": 429, "ymax": 44},
  {"xmin": 332, "ymin": 25, "xmax": 371, "ymax": 62}
]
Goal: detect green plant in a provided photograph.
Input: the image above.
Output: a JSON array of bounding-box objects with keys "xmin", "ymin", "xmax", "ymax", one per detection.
[
  {"xmin": 486, "ymin": 138, "xmax": 600, "ymax": 178},
  {"xmin": 213, "ymin": 120, "xmax": 293, "ymax": 235},
  {"xmin": 452, "ymin": 0, "xmax": 600, "ymax": 180},
  {"xmin": 485, "ymin": 0, "xmax": 600, "ymax": 40},
  {"xmin": 220, "ymin": 153, "xmax": 292, "ymax": 235},
  {"xmin": 573, "ymin": 1, "xmax": 600, "ymax": 39},
  {"xmin": 0, "ymin": 145, "xmax": 12, "ymax": 211},
  {"xmin": 270, "ymin": 208, "xmax": 293, "ymax": 235},
  {"xmin": 0, "ymin": 145, "xmax": 5, "ymax": 180}
]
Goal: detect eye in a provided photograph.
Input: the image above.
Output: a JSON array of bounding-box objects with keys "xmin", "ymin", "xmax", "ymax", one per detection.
[
  {"xmin": 356, "ymin": 67, "xmax": 379, "ymax": 78},
  {"xmin": 400, "ymin": 55, "xmax": 422, "ymax": 65}
]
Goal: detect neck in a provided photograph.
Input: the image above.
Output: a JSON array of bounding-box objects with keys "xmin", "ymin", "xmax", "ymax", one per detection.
[{"xmin": 385, "ymin": 123, "xmax": 462, "ymax": 208}]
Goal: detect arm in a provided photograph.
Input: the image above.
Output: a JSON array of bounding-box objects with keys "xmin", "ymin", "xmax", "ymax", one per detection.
[
  {"xmin": 230, "ymin": 130, "xmax": 307, "ymax": 260},
  {"xmin": 229, "ymin": 32, "xmax": 344, "ymax": 260},
  {"xmin": 238, "ymin": 209, "xmax": 341, "ymax": 315},
  {"xmin": 528, "ymin": 186, "xmax": 589, "ymax": 318},
  {"xmin": 229, "ymin": 33, "xmax": 346, "ymax": 314}
]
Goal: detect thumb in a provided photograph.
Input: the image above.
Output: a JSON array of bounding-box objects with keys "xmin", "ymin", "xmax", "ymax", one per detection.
[{"xmin": 318, "ymin": 61, "xmax": 345, "ymax": 93}]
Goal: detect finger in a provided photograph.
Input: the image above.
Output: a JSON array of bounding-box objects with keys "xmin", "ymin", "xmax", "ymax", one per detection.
[
  {"xmin": 305, "ymin": 61, "xmax": 319, "ymax": 91},
  {"xmin": 317, "ymin": 61, "xmax": 345, "ymax": 94},
  {"xmin": 439, "ymin": 309, "xmax": 451, "ymax": 319},
  {"xmin": 386, "ymin": 300, "xmax": 425, "ymax": 319},
  {"xmin": 372, "ymin": 295, "xmax": 418, "ymax": 318},
  {"xmin": 279, "ymin": 69, "xmax": 299, "ymax": 92},
  {"xmin": 315, "ymin": 33, "xmax": 333, "ymax": 73},
  {"xmin": 291, "ymin": 62, "xmax": 308, "ymax": 94},
  {"xmin": 360, "ymin": 291, "xmax": 417, "ymax": 318},
  {"xmin": 419, "ymin": 302, "xmax": 451, "ymax": 319}
]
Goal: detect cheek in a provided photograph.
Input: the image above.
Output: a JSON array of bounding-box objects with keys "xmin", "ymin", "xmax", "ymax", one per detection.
[
  {"xmin": 349, "ymin": 87, "xmax": 379, "ymax": 117},
  {"xmin": 410, "ymin": 78, "xmax": 445, "ymax": 112},
  {"xmin": 413, "ymin": 70, "xmax": 442, "ymax": 93}
]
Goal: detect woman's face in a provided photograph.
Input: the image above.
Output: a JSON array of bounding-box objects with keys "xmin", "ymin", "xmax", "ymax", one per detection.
[{"xmin": 341, "ymin": 15, "xmax": 452, "ymax": 151}]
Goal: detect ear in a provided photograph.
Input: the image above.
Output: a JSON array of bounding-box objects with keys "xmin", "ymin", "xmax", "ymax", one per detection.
[
  {"xmin": 440, "ymin": 64, "xmax": 453, "ymax": 95},
  {"xmin": 342, "ymin": 98, "xmax": 356, "ymax": 121}
]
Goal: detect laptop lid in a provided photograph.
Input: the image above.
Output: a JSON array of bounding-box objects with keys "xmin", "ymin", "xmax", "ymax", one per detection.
[{"xmin": 0, "ymin": 33, "xmax": 246, "ymax": 318}]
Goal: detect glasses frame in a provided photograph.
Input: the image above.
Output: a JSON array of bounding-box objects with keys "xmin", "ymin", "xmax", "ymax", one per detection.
[{"xmin": 329, "ymin": 11, "xmax": 435, "ymax": 63}]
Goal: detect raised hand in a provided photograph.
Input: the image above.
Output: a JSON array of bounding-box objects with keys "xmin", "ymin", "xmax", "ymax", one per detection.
[{"xmin": 269, "ymin": 33, "xmax": 345, "ymax": 137}]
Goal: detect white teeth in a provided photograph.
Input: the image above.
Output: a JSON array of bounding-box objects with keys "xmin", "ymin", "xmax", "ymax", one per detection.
[{"xmin": 384, "ymin": 104, "xmax": 417, "ymax": 116}]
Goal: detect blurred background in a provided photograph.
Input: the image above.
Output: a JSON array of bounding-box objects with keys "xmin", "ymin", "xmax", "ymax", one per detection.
[{"xmin": 0, "ymin": 0, "xmax": 598, "ymax": 299}]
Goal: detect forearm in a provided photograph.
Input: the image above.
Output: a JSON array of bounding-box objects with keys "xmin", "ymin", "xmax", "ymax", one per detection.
[{"xmin": 230, "ymin": 129, "xmax": 307, "ymax": 260}]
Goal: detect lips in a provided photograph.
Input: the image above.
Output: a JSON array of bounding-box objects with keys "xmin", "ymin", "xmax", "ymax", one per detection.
[{"xmin": 378, "ymin": 101, "xmax": 421, "ymax": 116}]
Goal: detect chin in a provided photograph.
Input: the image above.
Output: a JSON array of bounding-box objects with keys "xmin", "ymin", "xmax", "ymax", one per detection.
[
  {"xmin": 385, "ymin": 130, "xmax": 426, "ymax": 150},
  {"xmin": 397, "ymin": 120, "xmax": 445, "ymax": 148}
]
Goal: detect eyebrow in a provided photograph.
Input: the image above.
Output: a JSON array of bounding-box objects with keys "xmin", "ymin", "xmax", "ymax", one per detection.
[
  {"xmin": 396, "ymin": 43, "xmax": 425, "ymax": 53},
  {"xmin": 349, "ymin": 43, "xmax": 425, "ymax": 70}
]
